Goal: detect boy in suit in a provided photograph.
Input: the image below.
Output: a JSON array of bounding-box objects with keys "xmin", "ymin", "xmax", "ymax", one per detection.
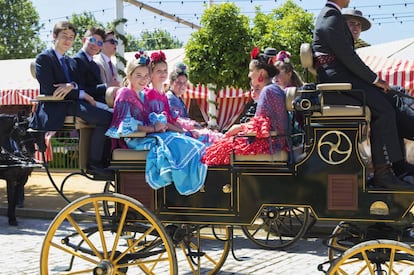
[
  {"xmin": 30, "ymin": 21, "xmax": 113, "ymax": 178},
  {"xmin": 94, "ymin": 30, "xmax": 120, "ymax": 87},
  {"xmin": 73, "ymin": 26, "xmax": 108, "ymax": 104},
  {"xmin": 313, "ymin": 1, "xmax": 413, "ymax": 190}
]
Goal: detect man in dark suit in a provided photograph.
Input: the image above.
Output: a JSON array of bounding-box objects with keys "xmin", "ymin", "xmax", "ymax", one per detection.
[
  {"xmin": 312, "ymin": 0, "xmax": 413, "ymax": 190},
  {"xmin": 73, "ymin": 26, "xmax": 108, "ymax": 104},
  {"xmin": 30, "ymin": 21, "xmax": 113, "ymax": 178}
]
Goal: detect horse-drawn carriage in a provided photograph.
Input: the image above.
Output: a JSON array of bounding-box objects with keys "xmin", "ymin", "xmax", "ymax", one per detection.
[{"xmin": 11, "ymin": 44, "xmax": 414, "ymax": 274}]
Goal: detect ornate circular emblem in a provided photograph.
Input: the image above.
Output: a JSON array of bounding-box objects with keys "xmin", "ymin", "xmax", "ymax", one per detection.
[{"xmin": 317, "ymin": 130, "xmax": 352, "ymax": 165}]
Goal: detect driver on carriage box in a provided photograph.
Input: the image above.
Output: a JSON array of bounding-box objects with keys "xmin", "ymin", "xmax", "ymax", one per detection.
[
  {"xmin": 313, "ymin": 0, "xmax": 414, "ymax": 190},
  {"xmin": 343, "ymin": 9, "xmax": 414, "ymax": 181}
]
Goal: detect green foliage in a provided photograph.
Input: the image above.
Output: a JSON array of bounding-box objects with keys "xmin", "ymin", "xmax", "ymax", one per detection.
[
  {"xmin": 355, "ymin": 38, "xmax": 370, "ymax": 49},
  {"xmin": 134, "ymin": 29, "xmax": 183, "ymax": 51},
  {"xmin": 0, "ymin": 0, "xmax": 44, "ymax": 59},
  {"xmin": 185, "ymin": 2, "xmax": 253, "ymax": 91},
  {"xmin": 251, "ymin": 0, "xmax": 314, "ymax": 81}
]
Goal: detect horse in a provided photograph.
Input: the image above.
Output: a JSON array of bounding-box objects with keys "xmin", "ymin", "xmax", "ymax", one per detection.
[{"xmin": 0, "ymin": 113, "xmax": 39, "ymax": 226}]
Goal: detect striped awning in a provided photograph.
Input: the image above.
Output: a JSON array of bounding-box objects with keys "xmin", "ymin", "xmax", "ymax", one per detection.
[
  {"xmin": 182, "ymin": 84, "xmax": 251, "ymax": 130},
  {"xmin": 361, "ymin": 55, "xmax": 414, "ymax": 95},
  {"xmin": 0, "ymin": 89, "xmax": 39, "ymax": 105}
]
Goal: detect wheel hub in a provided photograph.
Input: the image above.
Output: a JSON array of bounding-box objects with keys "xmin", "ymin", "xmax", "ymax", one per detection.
[
  {"xmin": 266, "ymin": 207, "xmax": 279, "ymax": 220},
  {"xmin": 93, "ymin": 259, "xmax": 114, "ymax": 275}
]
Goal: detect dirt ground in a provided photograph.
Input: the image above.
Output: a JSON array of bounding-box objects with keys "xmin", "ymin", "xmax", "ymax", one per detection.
[{"xmin": 0, "ymin": 170, "xmax": 108, "ymax": 211}]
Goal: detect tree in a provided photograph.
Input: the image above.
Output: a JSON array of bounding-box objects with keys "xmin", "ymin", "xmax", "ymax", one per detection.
[
  {"xmin": 185, "ymin": 2, "xmax": 253, "ymax": 127},
  {"xmin": 0, "ymin": 0, "xmax": 44, "ymax": 59},
  {"xmin": 136, "ymin": 29, "xmax": 183, "ymax": 50},
  {"xmin": 251, "ymin": 0, "xmax": 314, "ymax": 79},
  {"xmin": 124, "ymin": 33, "xmax": 141, "ymax": 52}
]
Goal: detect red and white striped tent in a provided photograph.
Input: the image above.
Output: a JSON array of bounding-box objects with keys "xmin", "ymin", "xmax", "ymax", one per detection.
[
  {"xmin": 357, "ymin": 37, "xmax": 414, "ymax": 95},
  {"xmin": 182, "ymin": 85, "xmax": 250, "ymax": 130}
]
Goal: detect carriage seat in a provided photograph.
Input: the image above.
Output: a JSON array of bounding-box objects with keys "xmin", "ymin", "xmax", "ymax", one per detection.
[
  {"xmin": 297, "ymin": 43, "xmax": 370, "ymax": 120},
  {"xmin": 106, "ymin": 88, "xmax": 290, "ymax": 163},
  {"xmin": 34, "ymin": 95, "xmax": 96, "ymax": 169}
]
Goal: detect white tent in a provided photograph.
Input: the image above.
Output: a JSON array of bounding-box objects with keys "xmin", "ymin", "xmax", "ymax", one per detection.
[{"xmin": 357, "ymin": 38, "xmax": 414, "ymax": 94}]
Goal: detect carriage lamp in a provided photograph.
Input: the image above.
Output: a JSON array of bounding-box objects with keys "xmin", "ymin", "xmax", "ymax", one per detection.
[{"xmin": 294, "ymin": 84, "xmax": 321, "ymax": 113}]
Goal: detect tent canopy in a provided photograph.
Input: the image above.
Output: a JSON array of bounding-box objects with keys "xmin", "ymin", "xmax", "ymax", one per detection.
[{"xmin": 357, "ymin": 37, "xmax": 414, "ymax": 94}]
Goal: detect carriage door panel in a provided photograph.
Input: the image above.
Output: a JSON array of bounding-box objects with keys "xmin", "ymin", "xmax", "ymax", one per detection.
[{"xmin": 156, "ymin": 167, "xmax": 236, "ymax": 219}]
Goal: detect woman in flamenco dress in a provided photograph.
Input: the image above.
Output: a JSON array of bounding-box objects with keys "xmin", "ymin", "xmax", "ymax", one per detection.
[{"xmin": 202, "ymin": 47, "xmax": 290, "ymax": 166}]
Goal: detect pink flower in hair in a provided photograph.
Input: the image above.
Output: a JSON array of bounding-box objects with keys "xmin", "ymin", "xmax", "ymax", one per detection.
[
  {"xmin": 276, "ymin": 50, "xmax": 291, "ymax": 63},
  {"xmin": 150, "ymin": 50, "xmax": 167, "ymax": 63}
]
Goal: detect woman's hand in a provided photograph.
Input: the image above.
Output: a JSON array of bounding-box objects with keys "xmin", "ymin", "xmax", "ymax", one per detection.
[
  {"xmin": 52, "ymin": 83, "xmax": 74, "ymax": 99},
  {"xmin": 225, "ymin": 124, "xmax": 243, "ymax": 137}
]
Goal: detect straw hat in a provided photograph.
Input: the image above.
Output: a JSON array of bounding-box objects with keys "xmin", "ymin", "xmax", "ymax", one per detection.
[{"xmin": 343, "ymin": 9, "xmax": 371, "ymax": 31}]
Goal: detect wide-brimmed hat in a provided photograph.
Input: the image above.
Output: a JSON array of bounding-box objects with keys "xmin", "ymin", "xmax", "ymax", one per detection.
[
  {"xmin": 264, "ymin": 47, "xmax": 277, "ymax": 58},
  {"xmin": 343, "ymin": 9, "xmax": 371, "ymax": 31}
]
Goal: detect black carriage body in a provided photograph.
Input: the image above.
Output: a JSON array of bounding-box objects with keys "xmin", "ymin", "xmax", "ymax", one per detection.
[{"xmin": 113, "ymin": 113, "xmax": 414, "ymax": 226}]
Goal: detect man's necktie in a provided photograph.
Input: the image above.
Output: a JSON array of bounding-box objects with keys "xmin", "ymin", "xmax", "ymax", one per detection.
[
  {"xmin": 60, "ymin": 56, "xmax": 71, "ymax": 82},
  {"xmin": 108, "ymin": 60, "xmax": 115, "ymax": 77}
]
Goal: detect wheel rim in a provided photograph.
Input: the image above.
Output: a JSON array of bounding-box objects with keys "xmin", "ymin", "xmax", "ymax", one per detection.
[
  {"xmin": 241, "ymin": 206, "xmax": 310, "ymax": 249},
  {"xmin": 103, "ymin": 181, "xmax": 115, "ymax": 216},
  {"xmin": 327, "ymin": 240, "xmax": 414, "ymax": 275},
  {"xmin": 176, "ymin": 225, "xmax": 230, "ymax": 274},
  {"xmin": 40, "ymin": 193, "xmax": 177, "ymax": 274},
  {"xmin": 328, "ymin": 222, "xmax": 363, "ymax": 260}
]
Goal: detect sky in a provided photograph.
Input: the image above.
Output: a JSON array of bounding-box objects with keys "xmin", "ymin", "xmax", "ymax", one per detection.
[{"xmin": 31, "ymin": 0, "xmax": 414, "ymax": 48}]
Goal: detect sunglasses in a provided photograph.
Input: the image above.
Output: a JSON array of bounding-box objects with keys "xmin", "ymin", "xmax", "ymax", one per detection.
[
  {"xmin": 104, "ymin": 38, "xmax": 119, "ymax": 46},
  {"xmin": 88, "ymin": 37, "xmax": 103, "ymax": 47}
]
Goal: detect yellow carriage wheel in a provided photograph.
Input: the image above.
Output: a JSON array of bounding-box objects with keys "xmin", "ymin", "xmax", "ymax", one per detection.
[
  {"xmin": 327, "ymin": 239, "xmax": 414, "ymax": 275},
  {"xmin": 177, "ymin": 225, "xmax": 230, "ymax": 274},
  {"xmin": 40, "ymin": 193, "xmax": 177, "ymax": 274},
  {"xmin": 328, "ymin": 222, "xmax": 363, "ymax": 260}
]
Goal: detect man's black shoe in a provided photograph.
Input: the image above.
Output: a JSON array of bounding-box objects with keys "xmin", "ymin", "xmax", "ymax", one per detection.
[
  {"xmin": 371, "ymin": 165, "xmax": 414, "ymax": 191},
  {"xmin": 86, "ymin": 164, "xmax": 114, "ymax": 180}
]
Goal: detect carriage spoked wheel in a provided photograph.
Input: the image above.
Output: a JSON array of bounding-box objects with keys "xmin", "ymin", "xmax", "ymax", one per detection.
[
  {"xmin": 241, "ymin": 206, "xmax": 310, "ymax": 249},
  {"xmin": 174, "ymin": 224, "xmax": 230, "ymax": 274},
  {"xmin": 327, "ymin": 221, "xmax": 364, "ymax": 260},
  {"xmin": 327, "ymin": 240, "xmax": 414, "ymax": 274},
  {"xmin": 40, "ymin": 193, "xmax": 177, "ymax": 274}
]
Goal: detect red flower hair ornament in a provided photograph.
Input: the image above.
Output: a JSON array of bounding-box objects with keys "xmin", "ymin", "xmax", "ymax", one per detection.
[
  {"xmin": 150, "ymin": 50, "xmax": 167, "ymax": 63},
  {"xmin": 250, "ymin": 47, "xmax": 260, "ymax": 59}
]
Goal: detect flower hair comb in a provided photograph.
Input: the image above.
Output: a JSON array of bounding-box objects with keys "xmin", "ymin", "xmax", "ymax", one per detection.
[
  {"xmin": 276, "ymin": 50, "xmax": 291, "ymax": 63},
  {"xmin": 135, "ymin": 50, "xmax": 150, "ymax": 65},
  {"xmin": 150, "ymin": 50, "xmax": 167, "ymax": 63},
  {"xmin": 250, "ymin": 47, "xmax": 260, "ymax": 59}
]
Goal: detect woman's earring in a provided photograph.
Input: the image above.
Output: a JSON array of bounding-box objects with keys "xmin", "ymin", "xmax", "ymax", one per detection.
[{"xmin": 258, "ymin": 75, "xmax": 263, "ymax": 82}]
